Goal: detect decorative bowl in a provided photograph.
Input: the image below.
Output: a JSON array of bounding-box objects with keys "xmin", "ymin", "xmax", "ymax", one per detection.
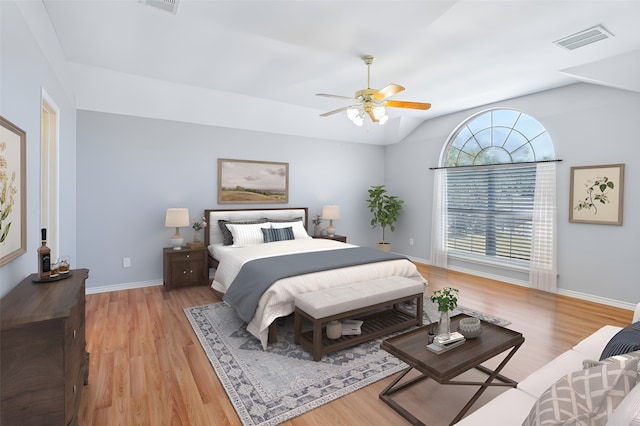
[{"xmin": 457, "ymin": 317, "xmax": 483, "ymax": 339}]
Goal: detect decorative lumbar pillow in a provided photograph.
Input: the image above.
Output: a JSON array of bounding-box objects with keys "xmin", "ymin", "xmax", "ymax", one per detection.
[
  {"xmin": 600, "ymin": 322, "xmax": 640, "ymax": 360},
  {"xmin": 271, "ymin": 220, "xmax": 312, "ymax": 240},
  {"xmin": 226, "ymin": 222, "xmax": 271, "ymax": 247},
  {"xmin": 261, "ymin": 226, "xmax": 294, "ymax": 243},
  {"xmin": 522, "ymin": 356, "xmax": 638, "ymax": 426},
  {"xmin": 218, "ymin": 219, "xmax": 267, "ymax": 246}
]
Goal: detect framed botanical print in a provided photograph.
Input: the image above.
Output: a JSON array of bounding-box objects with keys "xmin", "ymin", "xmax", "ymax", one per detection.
[
  {"xmin": 0, "ymin": 116, "xmax": 27, "ymax": 266},
  {"xmin": 569, "ymin": 163, "xmax": 624, "ymax": 225},
  {"xmin": 218, "ymin": 158, "xmax": 289, "ymax": 204}
]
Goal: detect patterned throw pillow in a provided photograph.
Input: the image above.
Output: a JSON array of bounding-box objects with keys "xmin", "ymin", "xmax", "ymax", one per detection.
[
  {"xmin": 522, "ymin": 356, "xmax": 638, "ymax": 426},
  {"xmin": 600, "ymin": 322, "xmax": 640, "ymax": 360},
  {"xmin": 261, "ymin": 227, "xmax": 294, "ymax": 243},
  {"xmin": 218, "ymin": 219, "xmax": 267, "ymax": 246}
]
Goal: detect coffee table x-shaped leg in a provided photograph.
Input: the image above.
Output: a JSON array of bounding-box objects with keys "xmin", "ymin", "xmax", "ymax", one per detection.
[{"xmin": 379, "ymin": 341, "xmax": 523, "ymax": 425}]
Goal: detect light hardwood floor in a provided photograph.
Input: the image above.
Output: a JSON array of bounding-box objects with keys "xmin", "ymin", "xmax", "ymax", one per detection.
[{"xmin": 78, "ymin": 264, "xmax": 633, "ymax": 425}]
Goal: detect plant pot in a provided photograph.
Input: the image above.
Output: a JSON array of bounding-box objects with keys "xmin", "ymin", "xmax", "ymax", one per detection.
[{"xmin": 376, "ymin": 242, "xmax": 391, "ymax": 252}]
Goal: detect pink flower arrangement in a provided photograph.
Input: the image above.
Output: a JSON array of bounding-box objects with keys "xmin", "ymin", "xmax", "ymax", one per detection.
[{"xmin": 191, "ymin": 217, "xmax": 207, "ymax": 231}]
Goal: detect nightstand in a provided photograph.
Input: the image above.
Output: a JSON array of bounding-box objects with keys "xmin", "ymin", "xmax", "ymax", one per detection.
[
  {"xmin": 314, "ymin": 234, "xmax": 347, "ymax": 243},
  {"xmin": 163, "ymin": 246, "xmax": 209, "ymax": 291}
]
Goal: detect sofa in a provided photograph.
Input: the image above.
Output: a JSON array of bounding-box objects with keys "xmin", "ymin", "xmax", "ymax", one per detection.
[{"xmin": 457, "ymin": 302, "xmax": 640, "ymax": 425}]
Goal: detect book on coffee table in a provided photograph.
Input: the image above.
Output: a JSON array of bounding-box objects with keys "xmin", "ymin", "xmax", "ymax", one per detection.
[
  {"xmin": 434, "ymin": 331, "xmax": 465, "ymax": 346},
  {"xmin": 426, "ymin": 338, "xmax": 466, "ymax": 354}
]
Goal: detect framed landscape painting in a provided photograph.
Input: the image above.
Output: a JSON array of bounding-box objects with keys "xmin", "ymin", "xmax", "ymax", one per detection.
[
  {"xmin": 218, "ymin": 158, "xmax": 289, "ymax": 204},
  {"xmin": 569, "ymin": 163, "xmax": 624, "ymax": 225},
  {"xmin": 0, "ymin": 116, "xmax": 27, "ymax": 266}
]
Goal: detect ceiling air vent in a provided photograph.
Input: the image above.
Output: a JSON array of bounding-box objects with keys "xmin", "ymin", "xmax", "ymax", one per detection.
[
  {"xmin": 140, "ymin": 0, "xmax": 179, "ymax": 15},
  {"xmin": 553, "ymin": 25, "xmax": 613, "ymax": 51}
]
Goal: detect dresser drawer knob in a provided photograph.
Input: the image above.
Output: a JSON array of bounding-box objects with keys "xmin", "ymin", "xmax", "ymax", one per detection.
[
  {"xmin": 73, "ymin": 329, "xmax": 77, "ymax": 339},
  {"xmin": 186, "ymin": 254, "xmax": 191, "ymax": 258},
  {"xmin": 73, "ymin": 384, "xmax": 77, "ymax": 394}
]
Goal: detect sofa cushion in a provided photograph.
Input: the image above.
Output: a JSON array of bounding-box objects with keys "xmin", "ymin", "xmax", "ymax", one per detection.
[
  {"xmin": 600, "ymin": 322, "xmax": 640, "ymax": 360},
  {"xmin": 456, "ymin": 389, "xmax": 537, "ymax": 425},
  {"xmin": 522, "ymin": 356, "xmax": 638, "ymax": 426},
  {"xmin": 573, "ymin": 325, "xmax": 623, "ymax": 359},
  {"xmin": 518, "ymin": 350, "xmax": 588, "ymax": 398}
]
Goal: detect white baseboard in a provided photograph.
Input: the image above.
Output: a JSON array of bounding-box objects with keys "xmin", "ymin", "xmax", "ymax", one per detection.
[
  {"xmin": 85, "ymin": 279, "xmax": 162, "ymax": 294},
  {"xmin": 439, "ymin": 264, "xmax": 636, "ymax": 312}
]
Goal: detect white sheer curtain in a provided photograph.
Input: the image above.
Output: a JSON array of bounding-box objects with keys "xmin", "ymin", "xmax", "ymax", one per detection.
[
  {"xmin": 430, "ymin": 168, "xmax": 448, "ymax": 268},
  {"xmin": 529, "ymin": 162, "xmax": 557, "ymax": 292}
]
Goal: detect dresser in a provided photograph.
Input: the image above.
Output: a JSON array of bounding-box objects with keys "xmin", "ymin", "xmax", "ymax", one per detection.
[
  {"xmin": 1, "ymin": 268, "xmax": 89, "ymax": 426},
  {"xmin": 163, "ymin": 246, "xmax": 209, "ymax": 290}
]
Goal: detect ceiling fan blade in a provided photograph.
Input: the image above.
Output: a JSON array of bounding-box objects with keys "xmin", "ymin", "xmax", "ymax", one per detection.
[
  {"xmin": 386, "ymin": 100, "xmax": 432, "ymax": 110},
  {"xmin": 367, "ymin": 110, "xmax": 379, "ymax": 123},
  {"xmin": 316, "ymin": 93, "xmax": 357, "ymax": 101},
  {"xmin": 319, "ymin": 106, "xmax": 352, "ymax": 117},
  {"xmin": 373, "ymin": 84, "xmax": 405, "ymax": 100}
]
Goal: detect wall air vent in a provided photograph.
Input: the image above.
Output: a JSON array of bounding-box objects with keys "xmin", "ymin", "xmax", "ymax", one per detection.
[
  {"xmin": 553, "ymin": 25, "xmax": 613, "ymax": 51},
  {"xmin": 140, "ymin": 0, "xmax": 179, "ymax": 15}
]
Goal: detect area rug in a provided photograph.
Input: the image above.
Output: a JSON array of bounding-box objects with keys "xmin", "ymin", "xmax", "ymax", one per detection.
[{"xmin": 184, "ymin": 301, "xmax": 509, "ymax": 426}]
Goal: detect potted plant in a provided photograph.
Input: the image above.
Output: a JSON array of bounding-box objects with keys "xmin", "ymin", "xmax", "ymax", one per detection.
[
  {"xmin": 430, "ymin": 287, "xmax": 459, "ymax": 339},
  {"xmin": 366, "ymin": 185, "xmax": 404, "ymax": 252}
]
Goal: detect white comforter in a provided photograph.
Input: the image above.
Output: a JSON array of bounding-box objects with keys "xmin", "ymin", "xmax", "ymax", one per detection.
[{"xmin": 211, "ymin": 239, "xmax": 426, "ymax": 349}]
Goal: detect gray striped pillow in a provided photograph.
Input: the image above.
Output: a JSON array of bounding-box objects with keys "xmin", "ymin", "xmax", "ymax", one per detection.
[{"xmin": 261, "ymin": 227, "xmax": 294, "ymax": 243}]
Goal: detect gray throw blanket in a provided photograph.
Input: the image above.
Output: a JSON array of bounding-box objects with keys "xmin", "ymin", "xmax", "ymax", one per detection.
[{"xmin": 223, "ymin": 247, "xmax": 407, "ymax": 322}]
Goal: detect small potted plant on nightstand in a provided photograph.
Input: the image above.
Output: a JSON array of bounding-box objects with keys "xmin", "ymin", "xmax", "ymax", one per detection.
[{"xmin": 367, "ymin": 185, "xmax": 404, "ymax": 252}]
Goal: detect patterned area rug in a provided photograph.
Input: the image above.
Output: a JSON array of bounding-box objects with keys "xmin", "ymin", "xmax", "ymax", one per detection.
[{"xmin": 184, "ymin": 301, "xmax": 510, "ymax": 426}]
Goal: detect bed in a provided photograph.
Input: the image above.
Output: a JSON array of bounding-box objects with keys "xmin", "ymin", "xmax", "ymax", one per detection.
[{"xmin": 204, "ymin": 207, "xmax": 427, "ymax": 349}]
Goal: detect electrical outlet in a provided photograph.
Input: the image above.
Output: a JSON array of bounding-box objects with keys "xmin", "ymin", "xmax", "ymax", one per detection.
[
  {"xmin": 409, "ymin": 238, "xmax": 414, "ymax": 246},
  {"xmin": 123, "ymin": 257, "xmax": 131, "ymax": 268}
]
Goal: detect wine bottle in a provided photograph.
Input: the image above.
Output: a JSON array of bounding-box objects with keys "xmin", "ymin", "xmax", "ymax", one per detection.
[{"xmin": 38, "ymin": 228, "xmax": 51, "ymax": 280}]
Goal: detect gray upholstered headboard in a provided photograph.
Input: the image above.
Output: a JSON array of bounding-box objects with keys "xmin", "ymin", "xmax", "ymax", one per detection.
[{"xmin": 204, "ymin": 207, "xmax": 309, "ymax": 248}]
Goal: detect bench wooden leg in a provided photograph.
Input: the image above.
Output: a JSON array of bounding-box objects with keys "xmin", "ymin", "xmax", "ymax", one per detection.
[{"xmin": 312, "ymin": 319, "xmax": 323, "ymax": 361}]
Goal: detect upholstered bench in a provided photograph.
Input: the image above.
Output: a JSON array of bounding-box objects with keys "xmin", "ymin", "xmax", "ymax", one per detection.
[{"xmin": 294, "ymin": 276, "xmax": 426, "ymax": 361}]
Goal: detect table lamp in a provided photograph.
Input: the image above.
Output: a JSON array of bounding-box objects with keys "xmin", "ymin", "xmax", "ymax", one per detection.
[
  {"xmin": 322, "ymin": 205, "xmax": 340, "ymax": 237},
  {"xmin": 165, "ymin": 208, "xmax": 190, "ymax": 250}
]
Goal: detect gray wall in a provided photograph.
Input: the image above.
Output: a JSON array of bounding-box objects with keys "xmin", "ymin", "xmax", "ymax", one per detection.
[
  {"xmin": 0, "ymin": 2, "xmax": 78, "ymax": 298},
  {"xmin": 385, "ymin": 83, "xmax": 640, "ymax": 305},
  {"xmin": 2, "ymin": 0, "xmax": 638, "ymax": 308},
  {"xmin": 76, "ymin": 111, "xmax": 385, "ymax": 290}
]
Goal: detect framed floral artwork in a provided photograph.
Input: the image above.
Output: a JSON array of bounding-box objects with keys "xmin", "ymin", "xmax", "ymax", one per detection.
[
  {"xmin": 569, "ymin": 163, "xmax": 624, "ymax": 225},
  {"xmin": 218, "ymin": 158, "xmax": 289, "ymax": 204},
  {"xmin": 0, "ymin": 116, "xmax": 27, "ymax": 266}
]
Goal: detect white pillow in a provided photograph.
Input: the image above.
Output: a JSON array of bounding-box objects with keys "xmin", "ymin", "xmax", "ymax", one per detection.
[
  {"xmin": 227, "ymin": 222, "xmax": 271, "ymax": 247},
  {"xmin": 606, "ymin": 381, "xmax": 640, "ymax": 426},
  {"xmin": 271, "ymin": 221, "xmax": 312, "ymax": 240}
]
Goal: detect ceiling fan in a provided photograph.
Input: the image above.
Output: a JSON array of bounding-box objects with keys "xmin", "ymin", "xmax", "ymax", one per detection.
[{"xmin": 316, "ymin": 55, "xmax": 431, "ymax": 126}]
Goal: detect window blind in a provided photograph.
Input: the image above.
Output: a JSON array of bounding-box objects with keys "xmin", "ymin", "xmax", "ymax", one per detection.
[{"xmin": 446, "ymin": 164, "xmax": 536, "ymax": 262}]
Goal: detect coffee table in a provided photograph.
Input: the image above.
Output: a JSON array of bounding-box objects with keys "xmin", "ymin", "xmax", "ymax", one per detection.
[{"xmin": 379, "ymin": 314, "xmax": 524, "ymax": 425}]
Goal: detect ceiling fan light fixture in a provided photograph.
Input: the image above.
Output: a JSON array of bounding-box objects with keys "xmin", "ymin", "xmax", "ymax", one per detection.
[
  {"xmin": 372, "ymin": 106, "xmax": 386, "ymax": 120},
  {"xmin": 378, "ymin": 115, "xmax": 389, "ymax": 125},
  {"xmin": 352, "ymin": 115, "xmax": 364, "ymax": 127},
  {"xmin": 347, "ymin": 107, "xmax": 361, "ymax": 121}
]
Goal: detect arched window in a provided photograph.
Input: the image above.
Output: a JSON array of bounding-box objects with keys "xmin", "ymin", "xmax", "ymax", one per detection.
[
  {"xmin": 443, "ymin": 108, "xmax": 555, "ymax": 167},
  {"xmin": 434, "ymin": 108, "xmax": 557, "ymax": 287}
]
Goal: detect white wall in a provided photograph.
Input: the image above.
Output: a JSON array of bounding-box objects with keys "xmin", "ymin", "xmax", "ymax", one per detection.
[
  {"xmin": 385, "ymin": 83, "xmax": 640, "ymax": 306},
  {"xmin": 75, "ymin": 111, "xmax": 385, "ymax": 290},
  {"xmin": 0, "ymin": 1, "xmax": 78, "ymax": 298}
]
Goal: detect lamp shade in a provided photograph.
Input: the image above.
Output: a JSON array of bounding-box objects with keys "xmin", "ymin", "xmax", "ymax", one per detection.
[
  {"xmin": 165, "ymin": 208, "xmax": 190, "ymax": 227},
  {"xmin": 165, "ymin": 208, "xmax": 190, "ymax": 250},
  {"xmin": 322, "ymin": 205, "xmax": 340, "ymax": 220}
]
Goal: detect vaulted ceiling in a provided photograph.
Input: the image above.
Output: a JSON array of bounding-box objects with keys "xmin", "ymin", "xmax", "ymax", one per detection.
[{"xmin": 40, "ymin": 0, "xmax": 640, "ymax": 145}]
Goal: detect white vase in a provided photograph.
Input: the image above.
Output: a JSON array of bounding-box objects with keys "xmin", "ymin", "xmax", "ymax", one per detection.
[
  {"xmin": 437, "ymin": 311, "xmax": 451, "ymax": 340},
  {"xmin": 314, "ymin": 224, "xmax": 322, "ymax": 237}
]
